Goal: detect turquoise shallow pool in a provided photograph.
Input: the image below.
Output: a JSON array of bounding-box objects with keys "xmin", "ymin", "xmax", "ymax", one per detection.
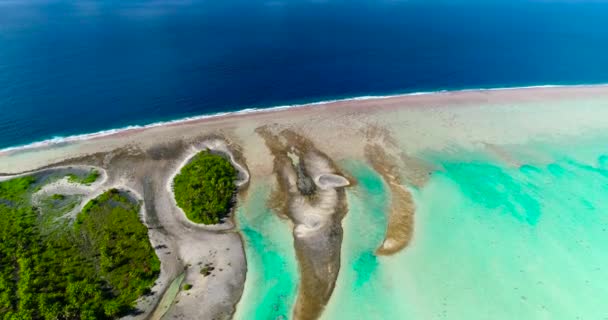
[
  {"xmin": 235, "ymin": 138, "xmax": 608, "ymax": 319},
  {"xmin": 323, "ymin": 144, "xmax": 608, "ymax": 319},
  {"xmin": 233, "ymin": 183, "xmax": 299, "ymax": 320}
]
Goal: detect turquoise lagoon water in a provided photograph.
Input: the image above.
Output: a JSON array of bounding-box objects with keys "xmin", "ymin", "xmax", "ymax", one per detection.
[
  {"xmin": 322, "ymin": 145, "xmax": 608, "ymax": 319},
  {"xmin": 321, "ymin": 161, "xmax": 394, "ymax": 319},
  {"xmin": 234, "ymin": 183, "xmax": 299, "ymax": 320},
  {"xmin": 233, "ymin": 140, "xmax": 608, "ymax": 319}
]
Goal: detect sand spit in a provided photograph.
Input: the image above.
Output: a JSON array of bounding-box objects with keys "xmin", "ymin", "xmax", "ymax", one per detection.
[
  {"xmin": 365, "ymin": 144, "xmax": 417, "ymax": 255},
  {"xmin": 364, "ymin": 126, "xmax": 435, "ymax": 255},
  {"xmin": 362, "ymin": 126, "xmax": 432, "ymax": 255},
  {"xmin": 257, "ymin": 126, "xmax": 350, "ymax": 320}
]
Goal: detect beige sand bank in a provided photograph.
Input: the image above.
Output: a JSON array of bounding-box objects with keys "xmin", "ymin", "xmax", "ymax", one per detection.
[
  {"xmin": 2, "ymin": 85, "xmax": 608, "ymax": 319},
  {"xmin": 3, "ymin": 85, "xmax": 608, "ymax": 175}
]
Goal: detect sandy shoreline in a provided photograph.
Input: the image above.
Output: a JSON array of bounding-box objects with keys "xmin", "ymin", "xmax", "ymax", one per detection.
[
  {"xmin": 2, "ymin": 84, "xmax": 608, "ymax": 161},
  {"xmin": 3, "ymin": 84, "xmax": 608, "ymax": 175},
  {"xmin": 3, "ymin": 85, "xmax": 608, "ymax": 319}
]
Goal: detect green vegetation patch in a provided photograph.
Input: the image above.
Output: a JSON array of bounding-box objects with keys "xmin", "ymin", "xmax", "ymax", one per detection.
[
  {"xmin": 67, "ymin": 169, "xmax": 100, "ymax": 185},
  {"xmin": 50, "ymin": 193, "xmax": 65, "ymax": 201},
  {"xmin": 0, "ymin": 176, "xmax": 159, "ymax": 320},
  {"xmin": 173, "ymin": 150, "xmax": 237, "ymax": 224},
  {"xmin": 37, "ymin": 193, "xmax": 82, "ymax": 236}
]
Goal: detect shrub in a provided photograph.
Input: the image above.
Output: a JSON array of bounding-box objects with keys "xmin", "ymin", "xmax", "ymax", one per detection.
[
  {"xmin": 67, "ymin": 169, "xmax": 100, "ymax": 185},
  {"xmin": 51, "ymin": 194, "xmax": 65, "ymax": 200},
  {"xmin": 173, "ymin": 150, "xmax": 237, "ymax": 224},
  {"xmin": 0, "ymin": 178, "xmax": 160, "ymax": 319}
]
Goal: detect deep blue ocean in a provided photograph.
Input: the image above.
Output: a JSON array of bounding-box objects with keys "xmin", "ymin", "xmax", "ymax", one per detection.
[{"xmin": 0, "ymin": 0, "xmax": 607, "ymax": 150}]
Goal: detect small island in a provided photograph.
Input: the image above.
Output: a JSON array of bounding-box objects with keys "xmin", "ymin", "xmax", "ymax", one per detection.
[{"xmin": 173, "ymin": 150, "xmax": 237, "ymax": 224}]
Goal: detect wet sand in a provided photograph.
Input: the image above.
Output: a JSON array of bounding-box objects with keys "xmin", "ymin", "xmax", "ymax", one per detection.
[
  {"xmin": 4, "ymin": 85, "xmax": 608, "ymax": 174},
  {"xmin": 2, "ymin": 85, "xmax": 608, "ymax": 319},
  {"xmin": 365, "ymin": 144, "xmax": 416, "ymax": 255},
  {"xmin": 257, "ymin": 127, "xmax": 350, "ymax": 320}
]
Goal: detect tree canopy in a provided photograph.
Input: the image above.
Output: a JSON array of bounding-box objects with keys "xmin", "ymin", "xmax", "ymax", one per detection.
[
  {"xmin": 173, "ymin": 150, "xmax": 237, "ymax": 224},
  {"xmin": 0, "ymin": 177, "xmax": 159, "ymax": 320}
]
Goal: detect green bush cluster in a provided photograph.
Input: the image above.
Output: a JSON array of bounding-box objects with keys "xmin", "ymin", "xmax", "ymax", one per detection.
[
  {"xmin": 173, "ymin": 150, "xmax": 237, "ymax": 224},
  {"xmin": 67, "ymin": 169, "xmax": 100, "ymax": 185},
  {"xmin": 0, "ymin": 177, "xmax": 160, "ymax": 320},
  {"xmin": 50, "ymin": 194, "xmax": 65, "ymax": 201}
]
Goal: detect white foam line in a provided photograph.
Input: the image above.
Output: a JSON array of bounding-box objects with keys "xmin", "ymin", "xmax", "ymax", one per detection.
[{"xmin": 2, "ymin": 83, "xmax": 607, "ymax": 154}]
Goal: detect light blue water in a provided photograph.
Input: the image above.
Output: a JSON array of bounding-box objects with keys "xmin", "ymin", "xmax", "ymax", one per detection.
[
  {"xmin": 323, "ymin": 145, "xmax": 608, "ymax": 319},
  {"xmin": 234, "ymin": 183, "xmax": 299, "ymax": 320},
  {"xmin": 322, "ymin": 160, "xmax": 393, "ymax": 319}
]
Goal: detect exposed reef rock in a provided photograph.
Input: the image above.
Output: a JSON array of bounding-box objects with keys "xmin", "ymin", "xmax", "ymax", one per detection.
[
  {"xmin": 256, "ymin": 126, "xmax": 350, "ymax": 320},
  {"xmin": 296, "ymin": 162, "xmax": 317, "ymax": 196}
]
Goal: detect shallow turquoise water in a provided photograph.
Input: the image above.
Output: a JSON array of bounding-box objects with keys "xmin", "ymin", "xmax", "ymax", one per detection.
[
  {"xmin": 323, "ymin": 149, "xmax": 608, "ymax": 319},
  {"xmin": 400, "ymin": 154, "xmax": 608, "ymax": 319},
  {"xmin": 233, "ymin": 183, "xmax": 299, "ymax": 320},
  {"xmin": 322, "ymin": 160, "xmax": 395, "ymax": 319}
]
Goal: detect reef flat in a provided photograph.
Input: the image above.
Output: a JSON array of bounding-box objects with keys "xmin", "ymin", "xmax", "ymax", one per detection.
[{"xmin": 2, "ymin": 86, "xmax": 608, "ymax": 319}]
